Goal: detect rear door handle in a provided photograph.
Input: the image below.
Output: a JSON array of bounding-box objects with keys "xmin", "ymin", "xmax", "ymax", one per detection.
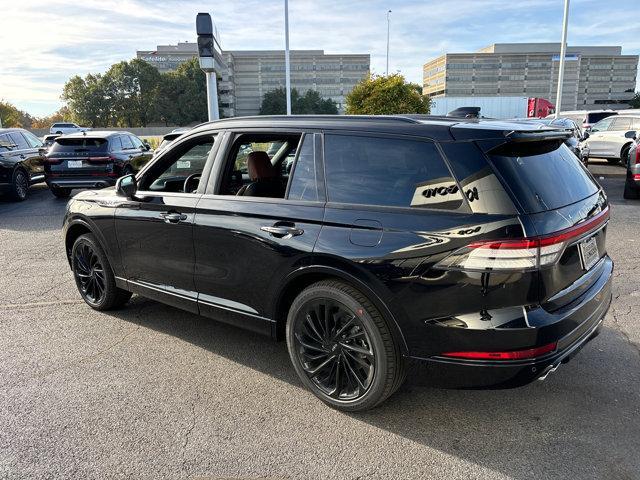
[
  {"xmin": 260, "ymin": 225, "xmax": 304, "ymax": 238},
  {"xmin": 159, "ymin": 212, "xmax": 187, "ymax": 223}
]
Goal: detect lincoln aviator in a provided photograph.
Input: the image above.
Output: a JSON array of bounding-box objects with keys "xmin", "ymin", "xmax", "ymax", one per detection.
[{"xmin": 62, "ymin": 116, "xmax": 612, "ymax": 411}]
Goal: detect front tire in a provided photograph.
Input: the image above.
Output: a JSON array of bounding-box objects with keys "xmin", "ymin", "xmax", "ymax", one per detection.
[
  {"xmin": 286, "ymin": 280, "xmax": 405, "ymax": 411},
  {"xmin": 10, "ymin": 168, "xmax": 29, "ymax": 201},
  {"xmin": 71, "ymin": 233, "xmax": 132, "ymax": 310}
]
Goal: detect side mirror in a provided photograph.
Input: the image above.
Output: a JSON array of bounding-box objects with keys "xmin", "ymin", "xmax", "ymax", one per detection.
[
  {"xmin": 581, "ymin": 131, "xmax": 590, "ymax": 141},
  {"xmin": 116, "ymin": 174, "xmax": 137, "ymax": 198},
  {"xmin": 624, "ymin": 130, "xmax": 637, "ymax": 140},
  {"xmin": 143, "ymin": 141, "xmax": 152, "ymax": 151}
]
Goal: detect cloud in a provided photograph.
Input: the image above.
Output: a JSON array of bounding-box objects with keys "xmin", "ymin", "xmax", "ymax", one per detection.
[{"xmin": 2, "ymin": 0, "xmax": 638, "ymax": 116}]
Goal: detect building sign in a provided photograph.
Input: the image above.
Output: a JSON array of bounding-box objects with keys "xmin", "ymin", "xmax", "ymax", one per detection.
[{"xmin": 552, "ymin": 54, "xmax": 580, "ymax": 61}]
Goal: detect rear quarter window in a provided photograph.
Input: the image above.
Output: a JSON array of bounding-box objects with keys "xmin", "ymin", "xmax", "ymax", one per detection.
[
  {"xmin": 323, "ymin": 134, "xmax": 465, "ymax": 210},
  {"xmin": 489, "ymin": 142, "xmax": 599, "ymax": 214}
]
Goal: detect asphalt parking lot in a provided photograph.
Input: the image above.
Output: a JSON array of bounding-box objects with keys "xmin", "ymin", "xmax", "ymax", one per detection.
[{"xmin": 1, "ymin": 159, "xmax": 639, "ymax": 480}]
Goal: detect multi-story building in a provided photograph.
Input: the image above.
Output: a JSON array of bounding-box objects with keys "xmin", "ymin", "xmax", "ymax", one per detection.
[
  {"xmin": 137, "ymin": 43, "xmax": 370, "ymax": 117},
  {"xmin": 423, "ymin": 43, "xmax": 638, "ymax": 111}
]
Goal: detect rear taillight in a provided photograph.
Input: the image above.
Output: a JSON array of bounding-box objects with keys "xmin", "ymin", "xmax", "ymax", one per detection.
[
  {"xmin": 635, "ymin": 147, "xmax": 640, "ymax": 165},
  {"xmin": 87, "ymin": 156, "xmax": 114, "ymax": 164},
  {"xmin": 436, "ymin": 206, "xmax": 609, "ymax": 272},
  {"xmin": 442, "ymin": 342, "xmax": 557, "ymax": 360},
  {"xmin": 633, "ymin": 174, "xmax": 640, "ymax": 181}
]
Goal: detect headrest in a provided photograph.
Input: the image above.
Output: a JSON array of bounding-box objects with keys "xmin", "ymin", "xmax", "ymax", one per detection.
[{"xmin": 247, "ymin": 151, "xmax": 276, "ymax": 181}]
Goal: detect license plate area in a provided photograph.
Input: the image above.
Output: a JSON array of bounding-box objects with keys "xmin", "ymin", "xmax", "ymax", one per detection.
[
  {"xmin": 67, "ymin": 160, "xmax": 83, "ymax": 168},
  {"xmin": 578, "ymin": 236, "xmax": 599, "ymax": 271}
]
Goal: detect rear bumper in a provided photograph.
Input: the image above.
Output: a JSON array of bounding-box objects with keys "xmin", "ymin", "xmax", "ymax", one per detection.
[
  {"xmin": 409, "ymin": 256, "xmax": 613, "ymax": 388},
  {"xmin": 47, "ymin": 177, "xmax": 116, "ymax": 189}
]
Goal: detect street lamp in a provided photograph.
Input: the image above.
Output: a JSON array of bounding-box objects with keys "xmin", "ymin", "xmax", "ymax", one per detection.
[
  {"xmin": 554, "ymin": 0, "xmax": 570, "ymax": 119},
  {"xmin": 196, "ymin": 12, "xmax": 220, "ymax": 121},
  {"xmin": 284, "ymin": 0, "xmax": 292, "ymax": 115},
  {"xmin": 386, "ymin": 10, "xmax": 392, "ymax": 76}
]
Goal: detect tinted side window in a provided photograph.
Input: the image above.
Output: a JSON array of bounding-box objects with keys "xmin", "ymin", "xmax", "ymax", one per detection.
[
  {"xmin": 611, "ymin": 117, "xmax": 632, "ymax": 131},
  {"xmin": 22, "ymin": 131, "xmax": 43, "ymax": 148},
  {"xmin": 111, "ymin": 137, "xmax": 122, "ymax": 151},
  {"xmin": 120, "ymin": 135, "xmax": 134, "ymax": 149},
  {"xmin": 324, "ymin": 134, "xmax": 463, "ymax": 209},
  {"xmin": 288, "ymin": 135, "xmax": 318, "ymax": 202},
  {"xmin": 0, "ymin": 133, "xmax": 13, "ymax": 150},
  {"xmin": 440, "ymin": 142, "xmax": 517, "ymax": 214},
  {"xmin": 9, "ymin": 132, "xmax": 29, "ymax": 150},
  {"xmin": 130, "ymin": 135, "xmax": 144, "ymax": 149}
]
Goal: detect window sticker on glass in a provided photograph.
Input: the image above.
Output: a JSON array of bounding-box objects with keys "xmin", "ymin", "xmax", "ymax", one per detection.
[{"xmin": 177, "ymin": 160, "xmax": 191, "ymax": 169}]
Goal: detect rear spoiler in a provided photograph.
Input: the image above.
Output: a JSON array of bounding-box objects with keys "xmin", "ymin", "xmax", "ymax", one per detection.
[{"xmin": 505, "ymin": 129, "xmax": 572, "ymax": 142}]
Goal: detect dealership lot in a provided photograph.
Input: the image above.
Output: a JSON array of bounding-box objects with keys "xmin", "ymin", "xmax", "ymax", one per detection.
[{"xmin": 1, "ymin": 162, "xmax": 639, "ymax": 479}]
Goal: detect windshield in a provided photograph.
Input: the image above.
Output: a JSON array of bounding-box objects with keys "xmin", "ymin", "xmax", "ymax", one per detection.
[{"xmin": 489, "ymin": 142, "xmax": 599, "ymax": 214}]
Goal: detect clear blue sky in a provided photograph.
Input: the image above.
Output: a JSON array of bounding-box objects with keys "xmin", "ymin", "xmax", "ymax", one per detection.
[{"xmin": 2, "ymin": 0, "xmax": 638, "ymax": 117}]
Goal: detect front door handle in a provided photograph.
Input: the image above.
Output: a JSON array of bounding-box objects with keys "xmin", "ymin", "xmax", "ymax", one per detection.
[
  {"xmin": 260, "ymin": 225, "xmax": 304, "ymax": 238},
  {"xmin": 159, "ymin": 212, "xmax": 187, "ymax": 223}
]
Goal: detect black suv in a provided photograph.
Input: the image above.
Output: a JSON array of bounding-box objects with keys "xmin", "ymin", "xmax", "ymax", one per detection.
[
  {"xmin": 0, "ymin": 128, "xmax": 47, "ymax": 201},
  {"xmin": 45, "ymin": 131, "xmax": 153, "ymax": 198},
  {"xmin": 62, "ymin": 116, "xmax": 612, "ymax": 411}
]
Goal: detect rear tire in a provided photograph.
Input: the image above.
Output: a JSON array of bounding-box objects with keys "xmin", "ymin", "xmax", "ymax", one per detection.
[
  {"xmin": 9, "ymin": 168, "xmax": 29, "ymax": 201},
  {"xmin": 286, "ymin": 280, "xmax": 405, "ymax": 412},
  {"xmin": 623, "ymin": 179, "xmax": 640, "ymax": 199},
  {"xmin": 71, "ymin": 233, "xmax": 132, "ymax": 310},
  {"xmin": 620, "ymin": 145, "xmax": 631, "ymax": 165},
  {"xmin": 50, "ymin": 185, "xmax": 71, "ymax": 198}
]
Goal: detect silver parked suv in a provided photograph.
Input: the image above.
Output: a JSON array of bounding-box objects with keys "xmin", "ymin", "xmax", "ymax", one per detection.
[{"xmin": 582, "ymin": 114, "xmax": 640, "ymax": 164}]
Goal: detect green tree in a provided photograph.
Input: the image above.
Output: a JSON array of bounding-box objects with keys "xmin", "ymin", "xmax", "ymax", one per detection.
[
  {"xmin": 105, "ymin": 59, "xmax": 161, "ymax": 127},
  {"xmin": 156, "ymin": 58, "xmax": 209, "ymax": 125},
  {"xmin": 345, "ymin": 74, "xmax": 431, "ymax": 115},
  {"xmin": 61, "ymin": 74, "xmax": 112, "ymax": 127},
  {"xmin": 0, "ymin": 100, "xmax": 36, "ymax": 128},
  {"xmin": 259, "ymin": 87, "xmax": 338, "ymax": 115},
  {"xmin": 629, "ymin": 92, "xmax": 640, "ymax": 109}
]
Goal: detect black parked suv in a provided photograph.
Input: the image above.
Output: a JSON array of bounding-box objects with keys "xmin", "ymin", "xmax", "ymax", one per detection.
[
  {"xmin": 62, "ymin": 116, "xmax": 613, "ymax": 411},
  {"xmin": 0, "ymin": 128, "xmax": 47, "ymax": 201},
  {"xmin": 45, "ymin": 131, "xmax": 153, "ymax": 198}
]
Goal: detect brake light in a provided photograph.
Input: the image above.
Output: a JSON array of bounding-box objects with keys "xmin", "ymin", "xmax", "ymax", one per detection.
[
  {"xmin": 635, "ymin": 147, "xmax": 640, "ymax": 165},
  {"xmin": 436, "ymin": 206, "xmax": 609, "ymax": 272},
  {"xmin": 634, "ymin": 174, "xmax": 640, "ymax": 181},
  {"xmin": 87, "ymin": 156, "xmax": 114, "ymax": 164},
  {"xmin": 442, "ymin": 342, "xmax": 557, "ymax": 360}
]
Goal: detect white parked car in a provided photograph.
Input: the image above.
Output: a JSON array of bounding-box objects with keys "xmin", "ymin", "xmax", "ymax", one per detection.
[
  {"xmin": 581, "ymin": 114, "xmax": 640, "ymax": 164},
  {"xmin": 49, "ymin": 122, "xmax": 87, "ymax": 135}
]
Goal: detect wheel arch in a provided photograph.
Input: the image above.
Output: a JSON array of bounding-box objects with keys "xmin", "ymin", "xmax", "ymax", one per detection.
[
  {"xmin": 271, "ymin": 265, "xmax": 408, "ymax": 354},
  {"xmin": 620, "ymin": 141, "xmax": 633, "ymax": 159},
  {"xmin": 64, "ymin": 217, "xmax": 119, "ymax": 273}
]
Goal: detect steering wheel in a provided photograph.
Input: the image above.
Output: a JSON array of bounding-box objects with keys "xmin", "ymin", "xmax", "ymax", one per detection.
[{"xmin": 183, "ymin": 173, "xmax": 201, "ymax": 193}]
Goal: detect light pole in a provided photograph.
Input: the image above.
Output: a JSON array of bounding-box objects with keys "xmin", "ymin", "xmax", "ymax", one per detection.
[
  {"xmin": 554, "ymin": 0, "xmax": 570, "ymax": 118},
  {"xmin": 196, "ymin": 12, "xmax": 220, "ymax": 121},
  {"xmin": 386, "ymin": 10, "xmax": 392, "ymax": 76},
  {"xmin": 284, "ymin": 0, "xmax": 292, "ymax": 115}
]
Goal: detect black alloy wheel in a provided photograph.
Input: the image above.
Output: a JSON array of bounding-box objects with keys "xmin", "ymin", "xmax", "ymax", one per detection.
[
  {"xmin": 73, "ymin": 242, "xmax": 107, "ymax": 305},
  {"xmin": 287, "ymin": 280, "xmax": 405, "ymax": 411},
  {"xmin": 293, "ymin": 298, "xmax": 375, "ymax": 401},
  {"xmin": 11, "ymin": 169, "xmax": 29, "ymax": 201},
  {"xmin": 71, "ymin": 234, "xmax": 132, "ymax": 310}
]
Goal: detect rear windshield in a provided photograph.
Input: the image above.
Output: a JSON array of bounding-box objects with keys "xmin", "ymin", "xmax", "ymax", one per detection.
[
  {"xmin": 489, "ymin": 142, "xmax": 599, "ymax": 214},
  {"xmin": 49, "ymin": 138, "xmax": 108, "ymax": 153},
  {"xmin": 586, "ymin": 112, "xmax": 616, "ymax": 124}
]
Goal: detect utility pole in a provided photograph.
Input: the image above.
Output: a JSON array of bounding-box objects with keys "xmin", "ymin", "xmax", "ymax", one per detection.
[
  {"xmin": 386, "ymin": 10, "xmax": 392, "ymax": 76},
  {"xmin": 554, "ymin": 0, "xmax": 570, "ymax": 118},
  {"xmin": 284, "ymin": 0, "xmax": 292, "ymax": 115},
  {"xmin": 196, "ymin": 13, "xmax": 220, "ymax": 121}
]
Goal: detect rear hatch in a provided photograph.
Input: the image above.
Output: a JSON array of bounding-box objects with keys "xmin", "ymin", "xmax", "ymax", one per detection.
[
  {"xmin": 46, "ymin": 137, "xmax": 113, "ymax": 176},
  {"xmin": 487, "ymin": 138, "xmax": 609, "ymax": 310}
]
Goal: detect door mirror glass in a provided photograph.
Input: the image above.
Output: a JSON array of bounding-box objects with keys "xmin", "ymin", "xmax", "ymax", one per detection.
[
  {"xmin": 116, "ymin": 174, "xmax": 137, "ymax": 198},
  {"xmin": 624, "ymin": 130, "xmax": 637, "ymax": 140}
]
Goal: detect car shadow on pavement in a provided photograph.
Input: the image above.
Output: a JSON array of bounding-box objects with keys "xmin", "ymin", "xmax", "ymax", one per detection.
[{"xmin": 109, "ymin": 295, "xmax": 640, "ymax": 479}]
